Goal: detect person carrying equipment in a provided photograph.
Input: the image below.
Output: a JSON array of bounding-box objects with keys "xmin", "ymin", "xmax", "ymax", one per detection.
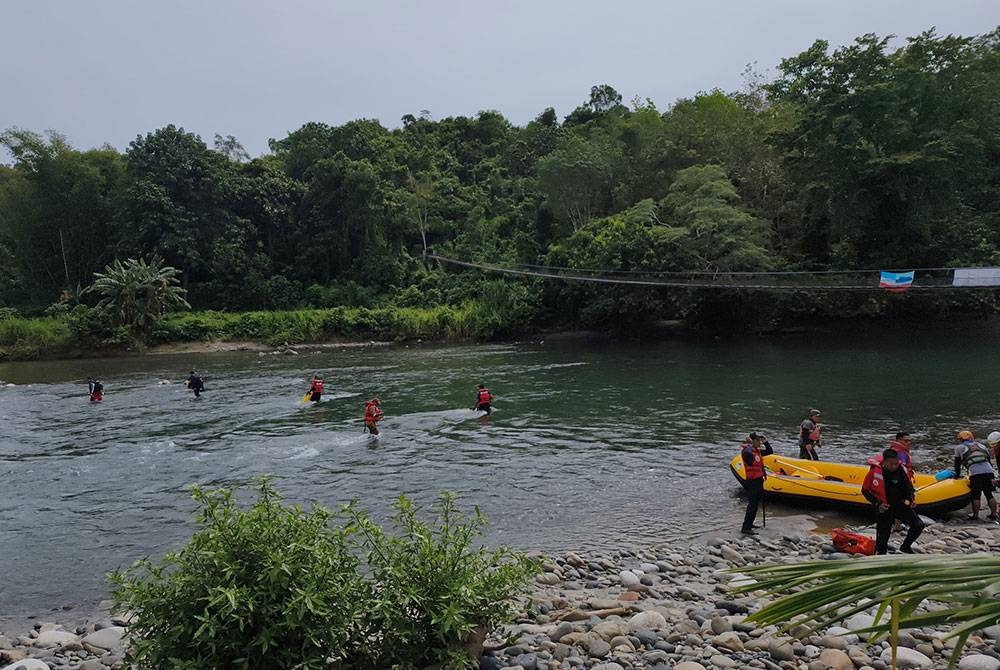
[
  {"xmin": 87, "ymin": 377, "xmax": 104, "ymax": 403},
  {"xmin": 473, "ymin": 384, "xmax": 494, "ymax": 415},
  {"xmin": 306, "ymin": 374, "xmax": 324, "ymax": 403},
  {"xmin": 954, "ymin": 430, "xmax": 998, "ymax": 521},
  {"xmin": 798, "ymin": 409, "xmax": 822, "ymax": 460},
  {"xmin": 862, "ymin": 449, "xmax": 924, "ymax": 554},
  {"xmin": 364, "ymin": 398, "xmax": 384, "ymax": 435},
  {"xmin": 185, "ymin": 370, "xmax": 205, "ymax": 398},
  {"xmin": 740, "ymin": 432, "xmax": 770, "ymax": 535}
]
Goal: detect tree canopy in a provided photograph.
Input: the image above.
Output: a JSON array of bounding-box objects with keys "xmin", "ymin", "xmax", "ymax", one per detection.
[{"xmin": 2, "ymin": 28, "xmax": 999, "ymax": 330}]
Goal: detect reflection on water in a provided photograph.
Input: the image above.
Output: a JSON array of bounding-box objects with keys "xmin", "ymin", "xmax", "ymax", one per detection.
[{"xmin": 1, "ymin": 324, "xmax": 999, "ymax": 616}]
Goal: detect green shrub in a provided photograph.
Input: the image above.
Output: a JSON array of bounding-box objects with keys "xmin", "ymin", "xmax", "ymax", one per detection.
[
  {"xmin": 110, "ymin": 481, "xmax": 367, "ymax": 670},
  {"xmin": 111, "ymin": 482, "xmax": 538, "ymax": 670},
  {"xmin": 349, "ymin": 494, "xmax": 540, "ymax": 669}
]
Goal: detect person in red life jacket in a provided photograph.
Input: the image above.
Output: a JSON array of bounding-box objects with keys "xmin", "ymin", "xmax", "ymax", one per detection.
[
  {"xmin": 364, "ymin": 397, "xmax": 384, "ymax": 435},
  {"xmin": 862, "ymin": 449, "xmax": 924, "ymax": 554},
  {"xmin": 87, "ymin": 377, "xmax": 104, "ymax": 403},
  {"xmin": 798, "ymin": 409, "xmax": 822, "ymax": 460},
  {"xmin": 953, "ymin": 430, "xmax": 999, "ymax": 521},
  {"xmin": 473, "ymin": 384, "xmax": 494, "ymax": 415},
  {"xmin": 888, "ymin": 432, "xmax": 915, "ymax": 481},
  {"xmin": 307, "ymin": 374, "xmax": 324, "ymax": 403},
  {"xmin": 740, "ymin": 432, "xmax": 771, "ymax": 535}
]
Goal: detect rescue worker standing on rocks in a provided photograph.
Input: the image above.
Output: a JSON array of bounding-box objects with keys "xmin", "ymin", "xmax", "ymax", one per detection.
[
  {"xmin": 798, "ymin": 409, "xmax": 822, "ymax": 460},
  {"xmin": 954, "ymin": 430, "xmax": 999, "ymax": 521},
  {"xmin": 740, "ymin": 432, "xmax": 771, "ymax": 535},
  {"xmin": 862, "ymin": 449, "xmax": 924, "ymax": 554},
  {"xmin": 473, "ymin": 383, "xmax": 494, "ymax": 415}
]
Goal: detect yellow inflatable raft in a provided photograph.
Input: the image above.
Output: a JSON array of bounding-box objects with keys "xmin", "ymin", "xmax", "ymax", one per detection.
[{"xmin": 729, "ymin": 454, "xmax": 971, "ymax": 516}]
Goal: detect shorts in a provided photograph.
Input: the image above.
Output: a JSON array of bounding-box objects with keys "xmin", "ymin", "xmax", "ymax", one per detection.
[
  {"xmin": 476, "ymin": 403, "xmax": 492, "ymax": 414},
  {"xmin": 970, "ymin": 472, "xmax": 995, "ymax": 501}
]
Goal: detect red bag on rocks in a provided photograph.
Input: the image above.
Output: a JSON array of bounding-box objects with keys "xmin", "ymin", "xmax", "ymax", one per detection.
[{"xmin": 831, "ymin": 528, "xmax": 876, "ymax": 556}]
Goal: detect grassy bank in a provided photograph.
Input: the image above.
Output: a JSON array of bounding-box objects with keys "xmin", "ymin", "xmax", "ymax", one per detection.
[{"xmin": 0, "ymin": 300, "xmax": 535, "ymax": 362}]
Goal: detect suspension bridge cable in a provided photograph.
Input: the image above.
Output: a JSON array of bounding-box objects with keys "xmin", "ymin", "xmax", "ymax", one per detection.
[{"xmin": 426, "ymin": 253, "xmax": 995, "ymax": 292}]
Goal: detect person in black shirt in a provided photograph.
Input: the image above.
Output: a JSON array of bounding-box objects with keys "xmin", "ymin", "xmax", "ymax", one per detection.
[{"xmin": 862, "ymin": 449, "xmax": 925, "ymax": 554}]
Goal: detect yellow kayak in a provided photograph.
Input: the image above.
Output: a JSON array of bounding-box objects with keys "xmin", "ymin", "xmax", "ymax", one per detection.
[{"xmin": 729, "ymin": 454, "xmax": 971, "ymax": 517}]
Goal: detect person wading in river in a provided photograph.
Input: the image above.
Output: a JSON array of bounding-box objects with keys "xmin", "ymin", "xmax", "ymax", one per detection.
[
  {"xmin": 364, "ymin": 397, "xmax": 384, "ymax": 435},
  {"xmin": 954, "ymin": 430, "xmax": 999, "ymax": 522},
  {"xmin": 798, "ymin": 409, "xmax": 822, "ymax": 460},
  {"xmin": 740, "ymin": 432, "xmax": 770, "ymax": 535},
  {"xmin": 185, "ymin": 370, "xmax": 205, "ymax": 398},
  {"xmin": 862, "ymin": 449, "xmax": 924, "ymax": 554},
  {"xmin": 306, "ymin": 374, "xmax": 324, "ymax": 403},
  {"xmin": 473, "ymin": 384, "xmax": 494, "ymax": 415}
]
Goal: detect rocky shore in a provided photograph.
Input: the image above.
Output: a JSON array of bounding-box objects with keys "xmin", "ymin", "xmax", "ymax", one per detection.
[{"xmin": 4, "ymin": 518, "xmax": 1000, "ymax": 670}]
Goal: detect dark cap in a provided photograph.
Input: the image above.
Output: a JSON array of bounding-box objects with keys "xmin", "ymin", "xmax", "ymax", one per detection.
[
  {"xmin": 882, "ymin": 448, "xmax": 899, "ymax": 461},
  {"xmin": 749, "ymin": 432, "xmax": 763, "ymax": 440}
]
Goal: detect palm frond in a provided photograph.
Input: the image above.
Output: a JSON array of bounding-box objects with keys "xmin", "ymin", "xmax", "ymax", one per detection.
[{"xmin": 733, "ymin": 554, "xmax": 1000, "ymax": 669}]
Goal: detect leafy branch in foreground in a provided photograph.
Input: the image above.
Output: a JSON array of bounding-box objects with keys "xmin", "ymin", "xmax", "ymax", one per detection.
[{"xmin": 733, "ymin": 555, "xmax": 1000, "ymax": 669}]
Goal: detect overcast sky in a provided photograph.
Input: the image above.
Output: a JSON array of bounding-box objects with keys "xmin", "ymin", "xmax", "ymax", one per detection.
[{"xmin": 2, "ymin": 0, "xmax": 998, "ymax": 158}]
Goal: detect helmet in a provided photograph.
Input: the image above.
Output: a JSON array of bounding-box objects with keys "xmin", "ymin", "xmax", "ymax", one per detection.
[
  {"xmin": 810, "ymin": 409, "xmax": 821, "ymax": 417},
  {"xmin": 988, "ymin": 431, "xmax": 1000, "ymax": 446},
  {"xmin": 957, "ymin": 430, "xmax": 974, "ymax": 441}
]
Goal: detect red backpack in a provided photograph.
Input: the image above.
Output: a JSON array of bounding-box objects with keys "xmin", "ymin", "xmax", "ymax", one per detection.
[{"xmin": 831, "ymin": 528, "xmax": 876, "ymax": 556}]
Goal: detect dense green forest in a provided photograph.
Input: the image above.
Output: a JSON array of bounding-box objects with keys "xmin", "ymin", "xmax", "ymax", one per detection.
[{"xmin": 2, "ymin": 28, "xmax": 1000, "ymax": 347}]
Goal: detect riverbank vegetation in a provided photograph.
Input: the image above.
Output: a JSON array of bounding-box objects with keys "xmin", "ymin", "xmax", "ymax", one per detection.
[
  {"xmin": 110, "ymin": 481, "xmax": 538, "ymax": 670},
  {"xmin": 3, "ymin": 28, "xmax": 1000, "ymax": 356}
]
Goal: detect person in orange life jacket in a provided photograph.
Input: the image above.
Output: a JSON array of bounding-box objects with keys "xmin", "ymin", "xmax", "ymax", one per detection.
[
  {"xmin": 473, "ymin": 384, "xmax": 494, "ymax": 414},
  {"xmin": 364, "ymin": 398, "xmax": 384, "ymax": 435},
  {"xmin": 862, "ymin": 449, "xmax": 924, "ymax": 554},
  {"xmin": 307, "ymin": 374, "xmax": 324, "ymax": 403},
  {"xmin": 798, "ymin": 409, "xmax": 822, "ymax": 460},
  {"xmin": 87, "ymin": 377, "xmax": 104, "ymax": 402},
  {"xmin": 953, "ymin": 430, "xmax": 999, "ymax": 521},
  {"xmin": 740, "ymin": 432, "xmax": 772, "ymax": 535}
]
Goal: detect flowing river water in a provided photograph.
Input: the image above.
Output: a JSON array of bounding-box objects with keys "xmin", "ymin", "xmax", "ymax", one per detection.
[{"xmin": 2, "ymin": 324, "xmax": 999, "ymax": 623}]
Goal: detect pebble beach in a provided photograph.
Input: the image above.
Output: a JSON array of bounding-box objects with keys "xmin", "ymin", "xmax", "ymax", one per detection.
[{"xmin": 5, "ymin": 517, "xmax": 1000, "ymax": 670}]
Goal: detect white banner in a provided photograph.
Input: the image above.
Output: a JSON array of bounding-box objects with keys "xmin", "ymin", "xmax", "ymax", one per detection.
[{"xmin": 953, "ymin": 268, "xmax": 1000, "ymax": 287}]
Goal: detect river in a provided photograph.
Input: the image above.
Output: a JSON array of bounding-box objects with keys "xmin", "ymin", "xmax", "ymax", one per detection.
[{"xmin": 1, "ymin": 324, "xmax": 999, "ymax": 622}]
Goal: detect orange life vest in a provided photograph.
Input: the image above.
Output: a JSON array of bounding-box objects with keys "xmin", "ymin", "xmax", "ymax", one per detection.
[
  {"xmin": 311, "ymin": 379, "xmax": 324, "ymax": 394},
  {"xmin": 741, "ymin": 442, "xmax": 764, "ymax": 480},
  {"xmin": 364, "ymin": 402, "xmax": 383, "ymax": 423},
  {"xmin": 477, "ymin": 388, "xmax": 492, "ymax": 404}
]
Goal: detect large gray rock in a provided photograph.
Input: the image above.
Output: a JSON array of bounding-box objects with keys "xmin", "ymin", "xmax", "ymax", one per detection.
[
  {"xmin": 712, "ymin": 631, "xmax": 744, "ymax": 652},
  {"xmin": 674, "ymin": 663, "xmax": 708, "ymax": 670},
  {"xmin": 618, "ymin": 571, "xmax": 641, "ymax": 587},
  {"xmin": 880, "ymin": 647, "xmax": 932, "ymax": 668},
  {"xmin": 587, "ymin": 639, "xmax": 611, "ymax": 658},
  {"xmin": 33, "ymin": 630, "xmax": 80, "ymax": 648},
  {"xmin": 710, "ymin": 655, "xmax": 737, "ymax": 668},
  {"xmin": 1, "ymin": 660, "xmax": 52, "ymax": 670},
  {"xmin": 81, "ymin": 626, "xmax": 124, "ymax": 651},
  {"xmin": 769, "ymin": 638, "xmax": 796, "ymax": 662},
  {"xmin": 592, "ymin": 664, "xmax": 625, "ymax": 670},
  {"xmin": 959, "ymin": 655, "xmax": 1000, "ymax": 670},
  {"xmin": 819, "ymin": 648, "xmax": 854, "ymax": 670},
  {"xmin": 627, "ymin": 611, "xmax": 667, "ymax": 632}
]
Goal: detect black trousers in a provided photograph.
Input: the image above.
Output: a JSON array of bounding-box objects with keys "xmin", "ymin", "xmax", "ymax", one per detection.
[
  {"xmin": 742, "ymin": 478, "xmax": 764, "ymax": 531},
  {"xmin": 875, "ymin": 505, "xmax": 924, "ymax": 554},
  {"xmin": 799, "ymin": 445, "xmax": 820, "ymax": 460}
]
